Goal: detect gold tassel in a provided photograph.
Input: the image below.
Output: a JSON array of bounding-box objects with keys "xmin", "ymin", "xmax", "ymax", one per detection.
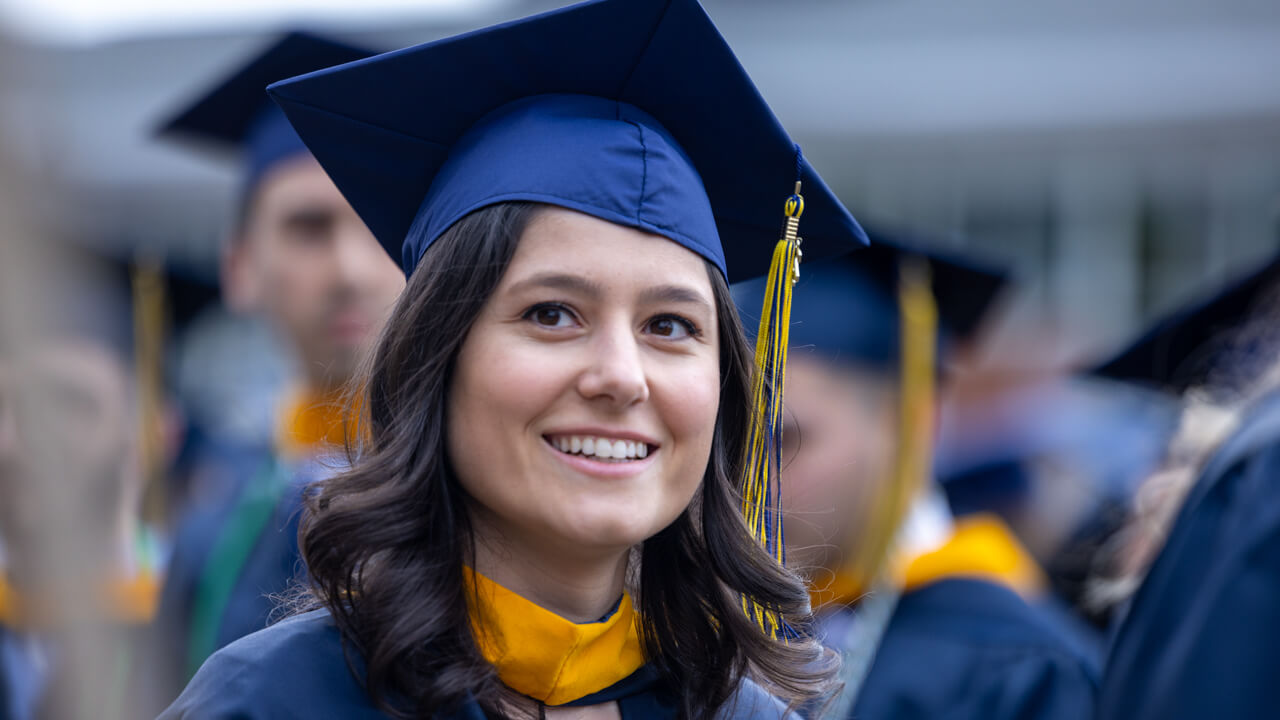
[
  {"xmin": 740, "ymin": 182, "xmax": 804, "ymax": 637},
  {"xmin": 131, "ymin": 258, "xmax": 167, "ymax": 531},
  {"xmin": 841, "ymin": 257, "xmax": 938, "ymax": 592}
]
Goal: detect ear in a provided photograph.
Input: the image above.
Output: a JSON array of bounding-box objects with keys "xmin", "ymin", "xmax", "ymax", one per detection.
[{"xmin": 221, "ymin": 231, "xmax": 261, "ymax": 313}]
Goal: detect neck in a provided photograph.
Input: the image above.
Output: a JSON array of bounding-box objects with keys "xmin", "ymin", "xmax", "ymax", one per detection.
[{"xmin": 469, "ymin": 510, "xmax": 629, "ymax": 623}]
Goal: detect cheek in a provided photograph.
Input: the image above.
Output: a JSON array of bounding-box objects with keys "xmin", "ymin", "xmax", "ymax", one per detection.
[
  {"xmin": 648, "ymin": 358, "xmax": 721, "ymax": 503},
  {"xmin": 655, "ymin": 360, "xmax": 721, "ymax": 442},
  {"xmin": 445, "ymin": 333, "xmax": 567, "ymax": 496}
]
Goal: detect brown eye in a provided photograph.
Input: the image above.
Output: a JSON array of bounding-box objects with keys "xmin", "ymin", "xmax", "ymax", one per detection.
[
  {"xmin": 524, "ymin": 304, "xmax": 577, "ymax": 329},
  {"xmin": 534, "ymin": 307, "xmax": 562, "ymax": 326},
  {"xmin": 645, "ymin": 315, "xmax": 696, "ymax": 339}
]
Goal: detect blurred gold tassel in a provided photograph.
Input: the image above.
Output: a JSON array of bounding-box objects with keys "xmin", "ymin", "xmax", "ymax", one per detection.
[
  {"xmin": 841, "ymin": 258, "xmax": 937, "ymax": 592},
  {"xmin": 131, "ymin": 258, "xmax": 167, "ymax": 531}
]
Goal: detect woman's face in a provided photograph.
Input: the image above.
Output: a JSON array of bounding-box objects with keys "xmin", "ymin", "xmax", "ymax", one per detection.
[{"xmin": 447, "ymin": 207, "xmax": 722, "ymax": 558}]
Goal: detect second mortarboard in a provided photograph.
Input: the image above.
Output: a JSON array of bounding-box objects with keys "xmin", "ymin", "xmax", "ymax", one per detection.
[
  {"xmin": 158, "ymin": 32, "xmax": 375, "ymax": 200},
  {"xmin": 1093, "ymin": 250, "xmax": 1280, "ymax": 397},
  {"xmin": 733, "ymin": 232, "xmax": 1010, "ymax": 373}
]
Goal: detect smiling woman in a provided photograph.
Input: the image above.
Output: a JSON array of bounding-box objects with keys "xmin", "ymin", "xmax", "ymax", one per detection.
[{"xmin": 159, "ymin": 0, "xmax": 868, "ymax": 718}]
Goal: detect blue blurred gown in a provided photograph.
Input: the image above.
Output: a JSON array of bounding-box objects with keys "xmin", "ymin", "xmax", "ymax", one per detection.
[
  {"xmin": 159, "ymin": 609, "xmax": 796, "ymax": 719},
  {"xmin": 1098, "ymin": 388, "xmax": 1280, "ymax": 720},
  {"xmin": 819, "ymin": 517, "xmax": 1099, "ymax": 720},
  {"xmin": 141, "ymin": 437, "xmax": 325, "ymax": 715},
  {"xmin": 0, "ymin": 627, "xmax": 19, "ymax": 720},
  {"xmin": 832, "ymin": 579, "xmax": 1098, "ymax": 720}
]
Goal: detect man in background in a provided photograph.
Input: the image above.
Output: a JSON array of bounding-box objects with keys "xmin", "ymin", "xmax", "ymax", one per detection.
[{"xmin": 143, "ymin": 32, "xmax": 403, "ymax": 712}]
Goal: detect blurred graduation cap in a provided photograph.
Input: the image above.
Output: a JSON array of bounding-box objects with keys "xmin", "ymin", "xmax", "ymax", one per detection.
[
  {"xmin": 265, "ymin": 0, "xmax": 867, "ymax": 281},
  {"xmin": 157, "ymin": 32, "xmax": 375, "ymax": 204},
  {"xmin": 733, "ymin": 232, "xmax": 1010, "ymax": 373},
  {"xmin": 1093, "ymin": 251, "xmax": 1280, "ymax": 397},
  {"xmin": 37, "ymin": 243, "xmax": 218, "ymax": 364}
]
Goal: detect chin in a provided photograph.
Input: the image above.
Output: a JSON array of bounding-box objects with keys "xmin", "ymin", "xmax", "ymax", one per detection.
[{"xmin": 551, "ymin": 507, "xmax": 672, "ymax": 551}]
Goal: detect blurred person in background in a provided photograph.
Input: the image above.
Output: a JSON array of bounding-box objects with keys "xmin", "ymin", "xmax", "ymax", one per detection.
[
  {"xmin": 0, "ymin": 250, "xmax": 163, "ymax": 720},
  {"xmin": 934, "ymin": 374, "xmax": 1178, "ymax": 641},
  {"xmin": 735, "ymin": 239, "xmax": 1098, "ymax": 720},
  {"xmin": 141, "ymin": 32, "xmax": 403, "ymax": 713},
  {"xmin": 1088, "ymin": 250, "xmax": 1280, "ymax": 719}
]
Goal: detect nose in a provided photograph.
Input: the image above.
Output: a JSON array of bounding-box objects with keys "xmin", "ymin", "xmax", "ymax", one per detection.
[
  {"xmin": 331, "ymin": 218, "xmax": 399, "ymax": 293},
  {"xmin": 575, "ymin": 321, "xmax": 650, "ymax": 408}
]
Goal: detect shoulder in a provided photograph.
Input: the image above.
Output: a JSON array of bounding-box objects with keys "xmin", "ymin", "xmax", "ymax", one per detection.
[
  {"xmin": 160, "ymin": 610, "xmax": 384, "ymax": 720},
  {"xmin": 855, "ymin": 579, "xmax": 1096, "ymax": 720},
  {"xmin": 714, "ymin": 676, "xmax": 799, "ymax": 720},
  {"xmin": 1097, "ymin": 391, "xmax": 1280, "ymax": 720},
  {"xmin": 891, "ymin": 578, "xmax": 1089, "ymax": 657}
]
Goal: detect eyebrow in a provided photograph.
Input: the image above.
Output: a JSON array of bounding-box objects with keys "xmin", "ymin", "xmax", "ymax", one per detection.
[
  {"xmin": 506, "ymin": 272, "xmax": 604, "ymax": 298},
  {"xmin": 505, "ymin": 272, "xmax": 712, "ymax": 309},
  {"xmin": 638, "ymin": 284, "xmax": 712, "ymax": 309}
]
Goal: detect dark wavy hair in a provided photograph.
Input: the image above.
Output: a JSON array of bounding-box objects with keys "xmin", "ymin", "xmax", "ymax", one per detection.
[{"xmin": 297, "ymin": 202, "xmax": 835, "ymax": 718}]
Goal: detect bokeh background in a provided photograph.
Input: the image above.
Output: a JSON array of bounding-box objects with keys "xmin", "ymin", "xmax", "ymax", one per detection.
[{"xmin": 0, "ymin": 1, "xmax": 1277, "ymax": 716}]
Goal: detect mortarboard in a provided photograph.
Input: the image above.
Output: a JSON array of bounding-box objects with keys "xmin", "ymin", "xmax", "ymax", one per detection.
[
  {"xmin": 733, "ymin": 232, "xmax": 1010, "ymax": 372},
  {"xmin": 158, "ymin": 32, "xmax": 375, "ymax": 201},
  {"xmin": 265, "ymin": 0, "xmax": 867, "ymax": 281},
  {"xmin": 1093, "ymin": 251, "xmax": 1280, "ymax": 398}
]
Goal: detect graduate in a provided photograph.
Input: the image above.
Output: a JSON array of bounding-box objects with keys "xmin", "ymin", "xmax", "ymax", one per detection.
[
  {"xmin": 142, "ymin": 32, "xmax": 405, "ymax": 712},
  {"xmin": 0, "ymin": 250, "xmax": 165, "ymax": 720},
  {"xmin": 1095, "ymin": 251, "xmax": 1280, "ymax": 720},
  {"xmin": 161, "ymin": 0, "xmax": 869, "ymax": 717},
  {"xmin": 734, "ymin": 239, "xmax": 1099, "ymax": 720}
]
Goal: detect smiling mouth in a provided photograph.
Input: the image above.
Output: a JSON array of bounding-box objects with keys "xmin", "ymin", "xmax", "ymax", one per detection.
[{"xmin": 544, "ymin": 434, "xmax": 655, "ymax": 463}]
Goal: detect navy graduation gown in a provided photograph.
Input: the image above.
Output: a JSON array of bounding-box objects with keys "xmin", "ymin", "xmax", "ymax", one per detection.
[
  {"xmin": 0, "ymin": 627, "xmax": 16, "ymax": 720},
  {"xmin": 141, "ymin": 445, "xmax": 313, "ymax": 715},
  {"xmin": 1098, "ymin": 389, "xmax": 1280, "ymax": 720},
  {"xmin": 161, "ymin": 610, "xmax": 797, "ymax": 719},
  {"xmin": 832, "ymin": 578, "xmax": 1098, "ymax": 720}
]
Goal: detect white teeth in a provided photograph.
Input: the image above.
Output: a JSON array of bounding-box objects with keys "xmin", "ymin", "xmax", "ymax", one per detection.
[{"xmin": 548, "ymin": 434, "xmax": 653, "ymax": 461}]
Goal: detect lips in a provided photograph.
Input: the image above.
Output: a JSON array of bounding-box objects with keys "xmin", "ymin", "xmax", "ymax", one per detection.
[{"xmin": 544, "ymin": 433, "xmax": 655, "ymax": 462}]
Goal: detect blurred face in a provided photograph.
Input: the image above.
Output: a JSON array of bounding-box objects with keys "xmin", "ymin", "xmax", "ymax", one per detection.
[
  {"xmin": 446, "ymin": 208, "xmax": 721, "ymax": 560},
  {"xmin": 225, "ymin": 154, "xmax": 405, "ymax": 390},
  {"xmin": 779, "ymin": 355, "xmax": 896, "ymax": 572},
  {"xmin": 0, "ymin": 341, "xmax": 134, "ymax": 577}
]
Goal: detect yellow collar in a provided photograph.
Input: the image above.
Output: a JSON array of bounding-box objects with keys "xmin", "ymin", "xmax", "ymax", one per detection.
[
  {"xmin": 465, "ymin": 569, "xmax": 645, "ymax": 706},
  {"xmin": 811, "ymin": 513, "xmax": 1045, "ymax": 609},
  {"xmin": 273, "ymin": 386, "xmax": 358, "ymax": 459},
  {"xmin": 0, "ymin": 571, "xmax": 159, "ymax": 630}
]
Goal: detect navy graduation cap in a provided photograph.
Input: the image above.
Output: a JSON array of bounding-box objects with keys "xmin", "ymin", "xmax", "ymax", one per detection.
[
  {"xmin": 265, "ymin": 0, "xmax": 867, "ymax": 281},
  {"xmin": 733, "ymin": 233, "xmax": 1010, "ymax": 372},
  {"xmin": 1094, "ymin": 251, "xmax": 1280, "ymax": 396},
  {"xmin": 158, "ymin": 32, "xmax": 375, "ymax": 199}
]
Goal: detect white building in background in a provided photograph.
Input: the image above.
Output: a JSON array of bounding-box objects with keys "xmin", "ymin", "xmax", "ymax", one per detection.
[{"xmin": 1, "ymin": 0, "xmax": 1278, "ymax": 366}]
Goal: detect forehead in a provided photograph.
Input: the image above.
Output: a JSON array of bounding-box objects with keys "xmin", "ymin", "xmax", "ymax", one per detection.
[
  {"xmin": 249, "ymin": 155, "xmax": 351, "ymax": 217},
  {"xmin": 505, "ymin": 207, "xmax": 714, "ymax": 292}
]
